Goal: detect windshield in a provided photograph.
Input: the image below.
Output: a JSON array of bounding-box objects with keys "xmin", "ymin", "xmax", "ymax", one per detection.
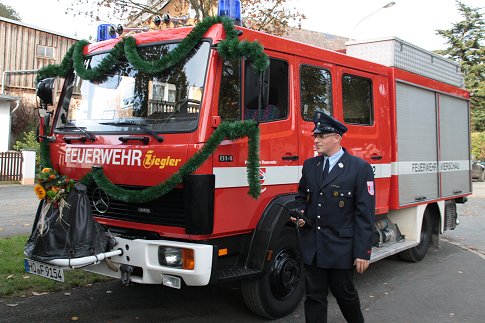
[{"xmin": 55, "ymin": 41, "xmax": 210, "ymax": 133}]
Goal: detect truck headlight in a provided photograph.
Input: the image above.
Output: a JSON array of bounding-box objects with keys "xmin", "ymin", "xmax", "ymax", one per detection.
[{"xmin": 158, "ymin": 247, "xmax": 194, "ymax": 270}]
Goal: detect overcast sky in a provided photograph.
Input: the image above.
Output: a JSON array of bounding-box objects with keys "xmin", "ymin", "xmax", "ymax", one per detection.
[{"xmin": 1, "ymin": 0, "xmax": 483, "ymax": 51}]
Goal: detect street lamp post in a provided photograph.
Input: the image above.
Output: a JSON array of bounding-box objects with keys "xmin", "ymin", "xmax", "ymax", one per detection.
[{"xmin": 348, "ymin": 1, "xmax": 396, "ymax": 41}]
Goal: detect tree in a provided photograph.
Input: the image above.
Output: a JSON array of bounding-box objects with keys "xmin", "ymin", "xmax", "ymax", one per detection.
[
  {"xmin": 10, "ymin": 97, "xmax": 38, "ymax": 145},
  {"xmin": 436, "ymin": 1, "xmax": 484, "ymax": 131},
  {"xmin": 471, "ymin": 132, "xmax": 485, "ymax": 161},
  {"xmin": 13, "ymin": 130, "xmax": 40, "ymax": 166},
  {"xmin": 0, "ymin": 1, "xmax": 21, "ymax": 21},
  {"xmin": 65, "ymin": 0, "xmax": 304, "ymax": 36}
]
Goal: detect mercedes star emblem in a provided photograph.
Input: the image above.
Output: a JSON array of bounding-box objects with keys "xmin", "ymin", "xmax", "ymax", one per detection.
[{"xmin": 92, "ymin": 187, "xmax": 110, "ymax": 214}]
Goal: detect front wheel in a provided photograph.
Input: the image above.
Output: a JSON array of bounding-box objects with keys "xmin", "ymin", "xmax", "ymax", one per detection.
[
  {"xmin": 241, "ymin": 227, "xmax": 305, "ymax": 319},
  {"xmin": 399, "ymin": 209, "xmax": 432, "ymax": 262}
]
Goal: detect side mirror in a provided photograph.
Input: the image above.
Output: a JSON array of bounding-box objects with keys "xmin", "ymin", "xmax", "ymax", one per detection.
[{"xmin": 36, "ymin": 77, "xmax": 56, "ymax": 108}]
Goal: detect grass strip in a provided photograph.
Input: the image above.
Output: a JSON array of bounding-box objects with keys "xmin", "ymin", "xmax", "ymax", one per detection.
[{"xmin": 0, "ymin": 235, "xmax": 112, "ymax": 298}]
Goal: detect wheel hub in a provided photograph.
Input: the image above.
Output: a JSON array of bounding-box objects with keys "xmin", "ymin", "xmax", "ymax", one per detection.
[{"xmin": 269, "ymin": 248, "xmax": 301, "ymax": 300}]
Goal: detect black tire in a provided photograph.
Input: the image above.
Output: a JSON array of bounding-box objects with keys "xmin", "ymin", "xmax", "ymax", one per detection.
[
  {"xmin": 399, "ymin": 209, "xmax": 432, "ymax": 262},
  {"xmin": 241, "ymin": 227, "xmax": 305, "ymax": 319}
]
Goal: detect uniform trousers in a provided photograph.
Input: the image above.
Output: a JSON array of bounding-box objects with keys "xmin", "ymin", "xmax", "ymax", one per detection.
[{"xmin": 304, "ymin": 263, "xmax": 364, "ymax": 323}]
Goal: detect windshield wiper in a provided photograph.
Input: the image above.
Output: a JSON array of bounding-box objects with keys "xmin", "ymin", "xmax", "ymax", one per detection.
[
  {"xmin": 99, "ymin": 122, "xmax": 164, "ymax": 143},
  {"xmin": 56, "ymin": 125, "xmax": 96, "ymax": 142}
]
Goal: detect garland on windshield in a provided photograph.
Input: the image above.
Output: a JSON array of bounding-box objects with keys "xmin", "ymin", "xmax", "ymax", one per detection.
[
  {"xmin": 40, "ymin": 121, "xmax": 261, "ymax": 201},
  {"xmin": 80, "ymin": 120, "xmax": 261, "ymax": 202},
  {"xmin": 36, "ymin": 16, "xmax": 269, "ymax": 82}
]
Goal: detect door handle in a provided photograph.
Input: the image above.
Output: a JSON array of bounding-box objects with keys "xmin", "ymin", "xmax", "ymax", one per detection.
[
  {"xmin": 282, "ymin": 155, "xmax": 299, "ymax": 161},
  {"xmin": 371, "ymin": 155, "xmax": 382, "ymax": 160}
]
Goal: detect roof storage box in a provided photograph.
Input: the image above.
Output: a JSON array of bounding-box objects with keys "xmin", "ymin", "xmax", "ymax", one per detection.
[{"xmin": 346, "ymin": 37, "xmax": 464, "ymax": 87}]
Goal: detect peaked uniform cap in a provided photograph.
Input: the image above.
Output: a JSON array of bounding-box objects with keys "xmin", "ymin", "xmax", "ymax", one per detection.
[{"xmin": 313, "ymin": 111, "xmax": 348, "ymax": 135}]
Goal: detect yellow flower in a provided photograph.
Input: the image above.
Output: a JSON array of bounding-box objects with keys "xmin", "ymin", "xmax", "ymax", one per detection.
[
  {"xmin": 34, "ymin": 184, "xmax": 46, "ymax": 200},
  {"xmin": 41, "ymin": 168, "xmax": 52, "ymax": 173}
]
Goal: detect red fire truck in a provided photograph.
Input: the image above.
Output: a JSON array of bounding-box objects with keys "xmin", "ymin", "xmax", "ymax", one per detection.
[{"xmin": 29, "ymin": 19, "xmax": 469, "ymax": 319}]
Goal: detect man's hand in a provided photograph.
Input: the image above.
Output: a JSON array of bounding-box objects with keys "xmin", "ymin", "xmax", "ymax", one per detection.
[
  {"xmin": 290, "ymin": 209, "xmax": 307, "ymax": 228},
  {"xmin": 290, "ymin": 216, "xmax": 305, "ymax": 228},
  {"xmin": 354, "ymin": 258, "xmax": 369, "ymax": 274}
]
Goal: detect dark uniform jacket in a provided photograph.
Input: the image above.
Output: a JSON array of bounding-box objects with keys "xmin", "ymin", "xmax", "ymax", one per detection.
[{"xmin": 295, "ymin": 149, "xmax": 375, "ymax": 269}]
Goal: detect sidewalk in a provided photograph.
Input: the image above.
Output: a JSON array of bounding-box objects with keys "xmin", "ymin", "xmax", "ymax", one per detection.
[{"xmin": 0, "ymin": 184, "xmax": 37, "ymax": 237}]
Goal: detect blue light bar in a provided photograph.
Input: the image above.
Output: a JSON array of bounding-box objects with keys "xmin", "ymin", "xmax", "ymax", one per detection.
[
  {"xmin": 97, "ymin": 24, "xmax": 117, "ymax": 42},
  {"xmin": 217, "ymin": 0, "xmax": 241, "ymax": 26}
]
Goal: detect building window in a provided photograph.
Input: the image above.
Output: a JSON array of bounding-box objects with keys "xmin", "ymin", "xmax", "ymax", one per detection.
[
  {"xmin": 36, "ymin": 45, "xmax": 55, "ymax": 59},
  {"xmin": 300, "ymin": 65, "xmax": 333, "ymax": 120},
  {"xmin": 342, "ymin": 74, "xmax": 373, "ymax": 125}
]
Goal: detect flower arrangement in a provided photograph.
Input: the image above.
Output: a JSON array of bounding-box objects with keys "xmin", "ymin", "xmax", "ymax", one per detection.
[{"xmin": 34, "ymin": 168, "xmax": 74, "ymax": 205}]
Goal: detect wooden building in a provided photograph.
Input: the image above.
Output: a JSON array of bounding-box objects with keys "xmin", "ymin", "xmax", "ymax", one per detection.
[
  {"xmin": 0, "ymin": 16, "xmax": 79, "ymax": 150},
  {"xmin": 0, "ymin": 16, "xmax": 78, "ymax": 96}
]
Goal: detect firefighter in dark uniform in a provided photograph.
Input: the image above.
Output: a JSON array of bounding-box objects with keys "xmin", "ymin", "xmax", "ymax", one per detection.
[{"xmin": 292, "ymin": 111, "xmax": 375, "ymax": 323}]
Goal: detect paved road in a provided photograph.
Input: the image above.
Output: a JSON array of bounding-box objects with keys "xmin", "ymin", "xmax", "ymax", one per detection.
[
  {"xmin": 443, "ymin": 182, "xmax": 485, "ymax": 254},
  {"xmin": 1, "ymin": 183, "xmax": 484, "ymax": 322},
  {"xmin": 1, "ymin": 239, "xmax": 483, "ymax": 323}
]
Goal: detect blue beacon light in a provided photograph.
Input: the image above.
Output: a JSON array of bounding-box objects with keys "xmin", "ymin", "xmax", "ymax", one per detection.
[
  {"xmin": 97, "ymin": 24, "xmax": 117, "ymax": 42},
  {"xmin": 217, "ymin": 0, "xmax": 241, "ymax": 26}
]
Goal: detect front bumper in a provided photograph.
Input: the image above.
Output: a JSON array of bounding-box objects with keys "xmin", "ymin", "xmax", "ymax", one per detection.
[{"xmin": 85, "ymin": 237, "xmax": 213, "ymax": 286}]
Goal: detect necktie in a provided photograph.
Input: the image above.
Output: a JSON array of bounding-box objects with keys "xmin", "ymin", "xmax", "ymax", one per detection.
[{"xmin": 322, "ymin": 158, "xmax": 329, "ymax": 181}]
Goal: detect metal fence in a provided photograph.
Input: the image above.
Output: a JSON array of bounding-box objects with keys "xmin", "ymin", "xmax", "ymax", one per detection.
[{"xmin": 0, "ymin": 151, "xmax": 23, "ymax": 182}]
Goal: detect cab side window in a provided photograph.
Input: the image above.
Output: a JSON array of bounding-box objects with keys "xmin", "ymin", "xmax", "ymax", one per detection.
[
  {"xmin": 244, "ymin": 58, "xmax": 288, "ymax": 122},
  {"xmin": 218, "ymin": 58, "xmax": 241, "ymax": 121},
  {"xmin": 342, "ymin": 74, "xmax": 373, "ymax": 125},
  {"xmin": 300, "ymin": 65, "xmax": 333, "ymax": 120},
  {"xmin": 218, "ymin": 57, "xmax": 289, "ymax": 122}
]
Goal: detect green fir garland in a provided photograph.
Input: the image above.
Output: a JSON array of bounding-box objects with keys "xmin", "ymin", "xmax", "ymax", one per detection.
[
  {"xmin": 37, "ymin": 16, "xmax": 268, "ymax": 201},
  {"xmin": 78, "ymin": 121, "xmax": 261, "ymax": 202},
  {"xmin": 39, "ymin": 138, "xmax": 53, "ymax": 169},
  {"xmin": 37, "ymin": 16, "xmax": 269, "ymax": 82},
  {"xmin": 43, "ymin": 120, "xmax": 261, "ymax": 201}
]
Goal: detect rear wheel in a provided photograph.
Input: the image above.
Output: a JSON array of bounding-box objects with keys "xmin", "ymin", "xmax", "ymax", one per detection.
[
  {"xmin": 241, "ymin": 227, "xmax": 304, "ymax": 319},
  {"xmin": 399, "ymin": 209, "xmax": 432, "ymax": 262}
]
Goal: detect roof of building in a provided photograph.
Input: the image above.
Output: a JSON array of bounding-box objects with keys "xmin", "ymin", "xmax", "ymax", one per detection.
[
  {"xmin": 284, "ymin": 27, "xmax": 348, "ymax": 51},
  {"xmin": 0, "ymin": 16, "xmax": 79, "ymax": 40}
]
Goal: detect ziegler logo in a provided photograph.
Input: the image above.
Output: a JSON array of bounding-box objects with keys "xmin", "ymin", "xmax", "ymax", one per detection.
[{"xmin": 143, "ymin": 150, "xmax": 182, "ymax": 169}]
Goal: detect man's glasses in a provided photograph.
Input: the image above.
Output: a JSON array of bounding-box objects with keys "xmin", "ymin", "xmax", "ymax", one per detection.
[{"xmin": 313, "ymin": 133, "xmax": 338, "ymax": 139}]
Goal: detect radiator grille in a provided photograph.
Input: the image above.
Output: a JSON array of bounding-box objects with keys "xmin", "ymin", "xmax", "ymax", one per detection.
[{"xmin": 87, "ymin": 185, "xmax": 186, "ymax": 227}]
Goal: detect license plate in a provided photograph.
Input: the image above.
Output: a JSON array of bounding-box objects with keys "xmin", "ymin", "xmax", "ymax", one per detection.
[{"xmin": 24, "ymin": 259, "xmax": 64, "ymax": 282}]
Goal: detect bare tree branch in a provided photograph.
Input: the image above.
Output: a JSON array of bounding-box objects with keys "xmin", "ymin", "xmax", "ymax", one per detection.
[{"xmin": 63, "ymin": 0, "xmax": 305, "ymax": 36}]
